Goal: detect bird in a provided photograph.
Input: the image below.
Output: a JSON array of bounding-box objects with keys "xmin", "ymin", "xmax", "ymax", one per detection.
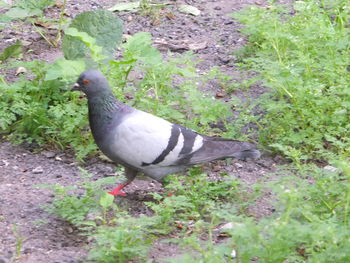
[{"xmin": 72, "ymin": 70, "xmax": 261, "ymax": 196}]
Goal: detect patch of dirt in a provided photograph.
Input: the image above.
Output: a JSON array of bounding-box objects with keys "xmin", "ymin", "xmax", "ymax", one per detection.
[{"xmin": 0, "ymin": 0, "xmax": 283, "ymax": 262}]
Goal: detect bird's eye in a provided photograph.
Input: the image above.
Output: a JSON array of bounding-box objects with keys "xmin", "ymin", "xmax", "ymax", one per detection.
[{"xmin": 83, "ymin": 79, "xmax": 90, "ymax": 85}]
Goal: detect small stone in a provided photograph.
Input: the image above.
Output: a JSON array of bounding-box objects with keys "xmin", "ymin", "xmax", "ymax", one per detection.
[
  {"xmin": 15, "ymin": 67, "xmax": 27, "ymax": 75},
  {"xmin": 23, "ymin": 248, "xmax": 32, "ymax": 254},
  {"xmin": 220, "ymin": 222, "xmax": 233, "ymax": 230},
  {"xmin": 127, "ymin": 15, "xmax": 133, "ymax": 22},
  {"xmin": 218, "ymin": 55, "xmax": 231, "ymax": 64},
  {"xmin": 32, "ymin": 166, "xmax": 44, "ymax": 174},
  {"xmin": 224, "ymin": 19, "xmax": 234, "ymax": 25},
  {"xmin": 215, "ymin": 92, "xmax": 225, "ymax": 98},
  {"xmin": 42, "ymin": 151, "xmax": 56, "ymax": 158},
  {"xmin": 324, "ymin": 165, "xmax": 337, "ymax": 173},
  {"xmin": 212, "ymin": 165, "xmax": 221, "ymax": 172},
  {"xmin": 234, "ymin": 163, "xmax": 243, "ymax": 169},
  {"xmin": 214, "ymin": 6, "xmax": 221, "ymax": 10},
  {"xmin": 1, "ymin": 160, "xmax": 9, "ymax": 166}
]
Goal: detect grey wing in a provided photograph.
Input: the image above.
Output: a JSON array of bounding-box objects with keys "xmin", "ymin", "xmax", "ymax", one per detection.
[{"xmin": 180, "ymin": 135, "xmax": 260, "ymax": 165}]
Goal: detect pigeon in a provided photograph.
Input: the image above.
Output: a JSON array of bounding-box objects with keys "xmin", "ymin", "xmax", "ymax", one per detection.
[{"xmin": 72, "ymin": 70, "xmax": 261, "ymax": 196}]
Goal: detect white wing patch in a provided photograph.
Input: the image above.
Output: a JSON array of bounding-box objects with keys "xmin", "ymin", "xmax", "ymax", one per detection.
[
  {"xmin": 159, "ymin": 132, "xmax": 184, "ymax": 165},
  {"xmin": 109, "ymin": 110, "xmax": 175, "ymax": 168},
  {"xmin": 191, "ymin": 135, "xmax": 204, "ymax": 153}
]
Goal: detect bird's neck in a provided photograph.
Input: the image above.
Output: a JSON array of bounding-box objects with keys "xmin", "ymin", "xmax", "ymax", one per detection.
[{"xmin": 87, "ymin": 92, "xmax": 122, "ymax": 141}]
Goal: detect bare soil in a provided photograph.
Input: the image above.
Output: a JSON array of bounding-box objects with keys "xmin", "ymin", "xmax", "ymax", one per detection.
[{"xmin": 0, "ymin": 0, "xmax": 282, "ymax": 262}]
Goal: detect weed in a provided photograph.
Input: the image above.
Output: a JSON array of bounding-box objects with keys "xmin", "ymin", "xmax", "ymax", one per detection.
[
  {"xmin": 41, "ymin": 170, "xmax": 118, "ymax": 227},
  {"xmin": 233, "ymin": 0, "xmax": 350, "ymax": 162},
  {"xmin": 88, "ymin": 215, "xmax": 154, "ymax": 263},
  {"xmin": 12, "ymin": 224, "xmax": 25, "ymax": 259},
  {"xmin": 4, "ymin": 0, "xmax": 68, "ymax": 47}
]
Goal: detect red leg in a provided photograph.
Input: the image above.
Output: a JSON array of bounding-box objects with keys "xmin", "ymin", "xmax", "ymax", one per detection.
[
  {"xmin": 108, "ymin": 182, "xmax": 131, "ymax": 196},
  {"xmin": 108, "ymin": 167, "xmax": 137, "ymax": 196}
]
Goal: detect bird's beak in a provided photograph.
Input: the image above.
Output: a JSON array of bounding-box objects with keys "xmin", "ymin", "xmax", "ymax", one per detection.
[{"xmin": 72, "ymin": 83, "xmax": 80, "ymax": 91}]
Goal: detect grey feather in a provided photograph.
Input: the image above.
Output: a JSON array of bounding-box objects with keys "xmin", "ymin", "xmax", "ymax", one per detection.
[
  {"xmin": 185, "ymin": 136, "xmax": 261, "ymax": 165},
  {"xmin": 73, "ymin": 70, "xmax": 261, "ymax": 195}
]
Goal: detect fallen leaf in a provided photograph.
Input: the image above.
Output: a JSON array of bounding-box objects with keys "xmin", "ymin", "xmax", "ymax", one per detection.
[
  {"xmin": 215, "ymin": 91, "xmax": 225, "ymax": 98},
  {"xmin": 55, "ymin": 0, "xmax": 64, "ymax": 8},
  {"xmin": 212, "ymin": 165, "xmax": 221, "ymax": 172},
  {"xmin": 165, "ymin": 12, "xmax": 175, "ymax": 20},
  {"xmin": 188, "ymin": 40, "xmax": 207, "ymax": 51},
  {"xmin": 178, "ymin": 4, "xmax": 201, "ymax": 16},
  {"xmin": 108, "ymin": 1, "xmax": 140, "ymax": 12},
  {"xmin": 0, "ymin": 40, "xmax": 22, "ymax": 62},
  {"xmin": 21, "ymin": 40, "xmax": 32, "ymax": 46},
  {"xmin": 34, "ymin": 20, "xmax": 58, "ymax": 29},
  {"xmin": 152, "ymin": 19, "xmax": 161, "ymax": 26},
  {"xmin": 218, "ymin": 233, "xmax": 231, "ymax": 237},
  {"xmin": 15, "ymin": 66, "xmax": 27, "ymax": 75},
  {"xmin": 124, "ymin": 93, "xmax": 134, "ymax": 100}
]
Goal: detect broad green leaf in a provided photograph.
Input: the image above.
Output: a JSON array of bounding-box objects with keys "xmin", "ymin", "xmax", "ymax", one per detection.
[
  {"xmin": 99, "ymin": 193, "xmax": 114, "ymax": 209},
  {"xmin": 62, "ymin": 10, "xmax": 123, "ymax": 61},
  {"xmin": 108, "ymin": 1, "xmax": 140, "ymax": 12},
  {"xmin": 178, "ymin": 4, "xmax": 200, "ymax": 16},
  {"xmin": 45, "ymin": 58, "xmax": 85, "ymax": 81},
  {"xmin": 0, "ymin": 40, "xmax": 22, "ymax": 62},
  {"xmin": 64, "ymin": 27, "xmax": 106, "ymax": 62},
  {"xmin": 122, "ymin": 32, "xmax": 162, "ymax": 64},
  {"xmin": 5, "ymin": 7, "xmax": 42, "ymax": 19}
]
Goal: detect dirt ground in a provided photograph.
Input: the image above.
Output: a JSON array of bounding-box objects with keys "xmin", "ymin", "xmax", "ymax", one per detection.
[{"xmin": 0, "ymin": 0, "xmax": 281, "ymax": 262}]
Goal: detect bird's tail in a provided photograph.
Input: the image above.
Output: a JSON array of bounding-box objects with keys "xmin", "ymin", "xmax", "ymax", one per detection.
[
  {"xmin": 188, "ymin": 136, "xmax": 260, "ymax": 164},
  {"xmin": 231, "ymin": 148, "xmax": 261, "ymax": 160}
]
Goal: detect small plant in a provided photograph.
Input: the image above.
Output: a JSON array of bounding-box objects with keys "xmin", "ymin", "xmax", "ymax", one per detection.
[
  {"xmin": 233, "ymin": 0, "xmax": 350, "ymax": 162},
  {"xmin": 41, "ymin": 170, "xmax": 118, "ymax": 227},
  {"xmin": 12, "ymin": 224, "xmax": 26, "ymax": 260},
  {"xmin": 88, "ymin": 215, "xmax": 154, "ymax": 263},
  {"xmin": 4, "ymin": 0, "xmax": 68, "ymax": 47}
]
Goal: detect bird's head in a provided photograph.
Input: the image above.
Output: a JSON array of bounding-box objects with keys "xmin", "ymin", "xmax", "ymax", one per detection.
[{"xmin": 72, "ymin": 70, "xmax": 110, "ymax": 97}]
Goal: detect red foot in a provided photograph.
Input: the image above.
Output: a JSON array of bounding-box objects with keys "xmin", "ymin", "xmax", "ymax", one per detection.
[
  {"xmin": 108, "ymin": 184, "xmax": 128, "ymax": 196},
  {"xmin": 108, "ymin": 190, "xmax": 127, "ymax": 196}
]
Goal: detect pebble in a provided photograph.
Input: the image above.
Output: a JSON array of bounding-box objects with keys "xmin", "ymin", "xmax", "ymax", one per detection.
[
  {"xmin": 23, "ymin": 248, "xmax": 32, "ymax": 254},
  {"xmin": 324, "ymin": 165, "xmax": 338, "ymax": 173},
  {"xmin": 1, "ymin": 160, "xmax": 9, "ymax": 166},
  {"xmin": 32, "ymin": 166, "xmax": 44, "ymax": 174},
  {"xmin": 220, "ymin": 222, "xmax": 233, "ymax": 230},
  {"xmin": 231, "ymin": 249, "xmax": 237, "ymax": 258},
  {"xmin": 66, "ymin": 226, "xmax": 74, "ymax": 234},
  {"xmin": 42, "ymin": 151, "xmax": 56, "ymax": 158},
  {"xmin": 234, "ymin": 163, "xmax": 243, "ymax": 169}
]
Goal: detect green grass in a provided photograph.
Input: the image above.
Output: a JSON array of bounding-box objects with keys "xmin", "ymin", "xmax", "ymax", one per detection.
[
  {"xmin": 41, "ymin": 168, "xmax": 257, "ymax": 262},
  {"xmin": 3, "ymin": 0, "xmax": 350, "ymax": 262},
  {"xmin": 232, "ymin": 0, "xmax": 350, "ymax": 163}
]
